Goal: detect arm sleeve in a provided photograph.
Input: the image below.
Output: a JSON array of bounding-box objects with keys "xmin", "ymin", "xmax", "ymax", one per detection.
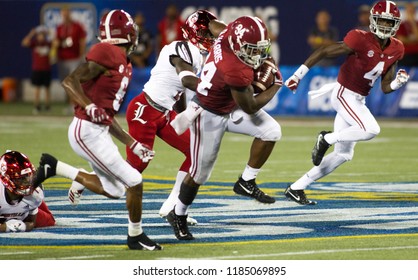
[
  {"xmin": 343, "ymin": 30, "xmax": 363, "ymax": 51},
  {"xmin": 172, "ymin": 41, "xmax": 194, "ymax": 66},
  {"xmin": 86, "ymin": 44, "xmax": 114, "ymax": 69}
]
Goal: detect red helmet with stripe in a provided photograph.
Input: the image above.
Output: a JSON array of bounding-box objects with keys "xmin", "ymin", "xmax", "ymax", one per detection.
[
  {"xmin": 98, "ymin": 9, "xmax": 138, "ymax": 52},
  {"xmin": 0, "ymin": 151, "xmax": 35, "ymax": 196},
  {"xmin": 227, "ymin": 16, "xmax": 271, "ymax": 69},
  {"xmin": 370, "ymin": 1, "xmax": 401, "ymax": 39}
]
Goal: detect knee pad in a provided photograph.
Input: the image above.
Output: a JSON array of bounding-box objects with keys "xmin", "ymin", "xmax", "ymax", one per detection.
[{"xmin": 260, "ymin": 125, "xmax": 282, "ymax": 141}]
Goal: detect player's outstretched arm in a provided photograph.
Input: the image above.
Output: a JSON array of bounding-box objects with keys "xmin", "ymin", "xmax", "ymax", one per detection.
[{"xmin": 285, "ymin": 42, "xmax": 353, "ymax": 93}]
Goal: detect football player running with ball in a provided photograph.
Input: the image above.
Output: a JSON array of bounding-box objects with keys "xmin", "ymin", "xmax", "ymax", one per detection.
[
  {"xmin": 284, "ymin": 1, "xmax": 409, "ymax": 205},
  {"xmin": 33, "ymin": 10, "xmax": 161, "ymax": 250},
  {"xmin": 167, "ymin": 16, "xmax": 283, "ymax": 240},
  {"xmin": 125, "ymin": 10, "xmax": 219, "ymax": 225}
]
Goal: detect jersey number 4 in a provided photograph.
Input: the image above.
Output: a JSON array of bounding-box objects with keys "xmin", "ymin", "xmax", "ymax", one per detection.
[
  {"xmin": 197, "ymin": 61, "xmax": 217, "ymax": 96},
  {"xmin": 364, "ymin": 61, "xmax": 384, "ymax": 87}
]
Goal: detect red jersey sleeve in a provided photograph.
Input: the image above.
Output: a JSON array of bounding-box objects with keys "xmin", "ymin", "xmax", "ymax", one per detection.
[
  {"xmin": 344, "ymin": 29, "xmax": 365, "ymax": 51},
  {"xmin": 86, "ymin": 43, "xmax": 117, "ymax": 69}
]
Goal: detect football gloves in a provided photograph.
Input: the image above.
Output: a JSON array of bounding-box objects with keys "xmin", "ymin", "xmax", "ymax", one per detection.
[
  {"xmin": 285, "ymin": 74, "xmax": 300, "ymax": 92},
  {"xmin": 285, "ymin": 64, "xmax": 310, "ymax": 93},
  {"xmin": 130, "ymin": 141, "xmax": 155, "ymax": 163},
  {"xmin": 5, "ymin": 219, "xmax": 27, "ymax": 232},
  {"xmin": 85, "ymin": 103, "xmax": 109, "ymax": 123},
  {"xmin": 390, "ymin": 69, "xmax": 409, "ymax": 91}
]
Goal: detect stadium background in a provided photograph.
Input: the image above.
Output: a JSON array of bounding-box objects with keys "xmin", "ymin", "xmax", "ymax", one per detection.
[{"xmin": 0, "ymin": 0, "xmax": 417, "ymax": 118}]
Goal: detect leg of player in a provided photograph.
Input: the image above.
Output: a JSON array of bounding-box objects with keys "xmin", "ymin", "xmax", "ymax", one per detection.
[
  {"xmin": 159, "ymin": 170, "xmax": 198, "ymax": 225},
  {"xmin": 233, "ymin": 138, "xmax": 276, "ymax": 204},
  {"xmin": 126, "ymin": 183, "xmax": 162, "ymax": 250},
  {"xmin": 167, "ymin": 174, "xmax": 199, "ymax": 240},
  {"xmin": 286, "ymin": 138, "xmax": 355, "ymax": 205},
  {"xmin": 34, "ymin": 153, "xmax": 118, "ymax": 198}
]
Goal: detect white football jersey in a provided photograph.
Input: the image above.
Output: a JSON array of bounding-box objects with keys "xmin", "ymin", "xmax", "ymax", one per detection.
[
  {"xmin": 143, "ymin": 41, "xmax": 204, "ymax": 110},
  {"xmin": 0, "ymin": 183, "xmax": 43, "ymax": 222}
]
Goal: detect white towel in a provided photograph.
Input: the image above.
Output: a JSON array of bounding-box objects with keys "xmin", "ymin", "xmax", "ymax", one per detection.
[
  {"xmin": 170, "ymin": 100, "xmax": 203, "ymax": 135},
  {"xmin": 308, "ymin": 82, "xmax": 337, "ymax": 99}
]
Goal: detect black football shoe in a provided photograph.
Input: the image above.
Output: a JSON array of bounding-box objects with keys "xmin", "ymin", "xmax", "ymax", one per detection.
[
  {"xmin": 33, "ymin": 153, "xmax": 57, "ymax": 187},
  {"xmin": 233, "ymin": 176, "xmax": 275, "ymax": 204},
  {"xmin": 167, "ymin": 209, "xmax": 195, "ymax": 240},
  {"xmin": 127, "ymin": 232, "xmax": 162, "ymax": 251},
  {"xmin": 284, "ymin": 185, "xmax": 317, "ymax": 205},
  {"xmin": 312, "ymin": 131, "xmax": 332, "ymax": 166}
]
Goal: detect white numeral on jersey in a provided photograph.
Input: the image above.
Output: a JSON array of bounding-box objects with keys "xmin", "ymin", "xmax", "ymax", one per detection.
[
  {"xmin": 364, "ymin": 61, "xmax": 384, "ymax": 87},
  {"xmin": 113, "ymin": 76, "xmax": 129, "ymax": 111},
  {"xmin": 197, "ymin": 61, "xmax": 217, "ymax": 96}
]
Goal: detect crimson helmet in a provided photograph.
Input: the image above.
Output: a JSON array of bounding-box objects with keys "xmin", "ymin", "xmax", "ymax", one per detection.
[
  {"xmin": 182, "ymin": 10, "xmax": 217, "ymax": 53},
  {"xmin": 369, "ymin": 1, "xmax": 401, "ymax": 39},
  {"xmin": 0, "ymin": 151, "xmax": 35, "ymax": 196},
  {"xmin": 227, "ymin": 16, "xmax": 271, "ymax": 69},
  {"xmin": 98, "ymin": 9, "xmax": 138, "ymax": 53}
]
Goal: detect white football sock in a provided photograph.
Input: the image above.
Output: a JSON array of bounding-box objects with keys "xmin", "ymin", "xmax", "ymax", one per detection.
[
  {"xmin": 56, "ymin": 161, "xmax": 79, "ymax": 181},
  {"xmin": 241, "ymin": 164, "xmax": 260, "ymax": 181},
  {"xmin": 128, "ymin": 220, "xmax": 143, "ymax": 237}
]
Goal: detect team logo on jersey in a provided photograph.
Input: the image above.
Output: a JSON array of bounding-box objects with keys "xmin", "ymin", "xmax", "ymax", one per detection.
[
  {"xmin": 367, "ymin": 50, "xmax": 374, "ymax": 57},
  {"xmin": 132, "ymin": 102, "xmax": 147, "ymax": 124},
  {"xmin": 119, "ymin": 64, "xmax": 125, "ymax": 73}
]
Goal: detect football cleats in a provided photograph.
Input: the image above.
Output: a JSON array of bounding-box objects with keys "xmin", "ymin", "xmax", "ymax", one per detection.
[
  {"xmin": 182, "ymin": 10, "xmax": 217, "ymax": 54},
  {"xmin": 0, "ymin": 151, "xmax": 35, "ymax": 196},
  {"xmin": 227, "ymin": 16, "xmax": 271, "ymax": 69},
  {"xmin": 370, "ymin": 1, "xmax": 401, "ymax": 39},
  {"xmin": 98, "ymin": 9, "xmax": 138, "ymax": 53}
]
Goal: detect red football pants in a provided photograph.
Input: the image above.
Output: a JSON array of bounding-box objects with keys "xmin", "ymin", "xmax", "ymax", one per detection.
[
  {"xmin": 35, "ymin": 200, "xmax": 55, "ymax": 228},
  {"xmin": 126, "ymin": 93, "xmax": 191, "ymax": 173}
]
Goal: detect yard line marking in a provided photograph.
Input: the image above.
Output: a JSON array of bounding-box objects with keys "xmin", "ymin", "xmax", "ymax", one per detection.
[
  {"xmin": 0, "ymin": 251, "xmax": 32, "ymax": 255},
  {"xmin": 37, "ymin": 254, "xmax": 113, "ymax": 260},
  {"xmin": 159, "ymin": 245, "xmax": 418, "ymax": 260}
]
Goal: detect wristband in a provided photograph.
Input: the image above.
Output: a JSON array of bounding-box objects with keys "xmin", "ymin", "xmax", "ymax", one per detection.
[
  {"xmin": 390, "ymin": 80, "xmax": 401, "ymax": 91},
  {"xmin": 295, "ymin": 64, "xmax": 310, "ymax": 79},
  {"xmin": 178, "ymin": 70, "xmax": 197, "ymax": 80}
]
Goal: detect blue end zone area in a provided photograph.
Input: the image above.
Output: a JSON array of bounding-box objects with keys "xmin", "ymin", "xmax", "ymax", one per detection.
[{"xmin": 1, "ymin": 181, "xmax": 417, "ymax": 246}]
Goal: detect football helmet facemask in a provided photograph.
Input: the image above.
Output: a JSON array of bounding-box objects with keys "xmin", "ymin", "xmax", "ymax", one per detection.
[
  {"xmin": 98, "ymin": 9, "xmax": 138, "ymax": 54},
  {"xmin": 0, "ymin": 151, "xmax": 35, "ymax": 196},
  {"xmin": 227, "ymin": 16, "xmax": 271, "ymax": 69},
  {"xmin": 182, "ymin": 9, "xmax": 217, "ymax": 54},
  {"xmin": 370, "ymin": 1, "xmax": 401, "ymax": 39}
]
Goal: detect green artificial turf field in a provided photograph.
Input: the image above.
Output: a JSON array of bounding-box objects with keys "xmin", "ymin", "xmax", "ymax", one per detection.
[{"xmin": 0, "ymin": 102, "xmax": 417, "ymax": 261}]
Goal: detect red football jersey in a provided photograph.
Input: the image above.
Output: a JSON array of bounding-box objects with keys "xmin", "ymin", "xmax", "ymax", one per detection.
[
  {"xmin": 338, "ymin": 29, "xmax": 404, "ymax": 96},
  {"xmin": 74, "ymin": 42, "xmax": 132, "ymax": 125},
  {"xmin": 196, "ymin": 30, "xmax": 253, "ymax": 114}
]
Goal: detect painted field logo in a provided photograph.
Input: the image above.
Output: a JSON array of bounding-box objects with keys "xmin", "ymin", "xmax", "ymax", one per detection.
[{"xmin": 0, "ymin": 182, "xmax": 417, "ymax": 246}]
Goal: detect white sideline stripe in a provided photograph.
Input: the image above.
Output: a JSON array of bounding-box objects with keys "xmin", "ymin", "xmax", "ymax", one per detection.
[
  {"xmin": 159, "ymin": 245, "xmax": 418, "ymax": 260},
  {"xmin": 0, "ymin": 251, "xmax": 32, "ymax": 255},
  {"xmin": 37, "ymin": 254, "xmax": 113, "ymax": 260}
]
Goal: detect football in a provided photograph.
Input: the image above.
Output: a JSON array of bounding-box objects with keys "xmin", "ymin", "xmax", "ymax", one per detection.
[{"xmin": 252, "ymin": 57, "xmax": 277, "ymax": 93}]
